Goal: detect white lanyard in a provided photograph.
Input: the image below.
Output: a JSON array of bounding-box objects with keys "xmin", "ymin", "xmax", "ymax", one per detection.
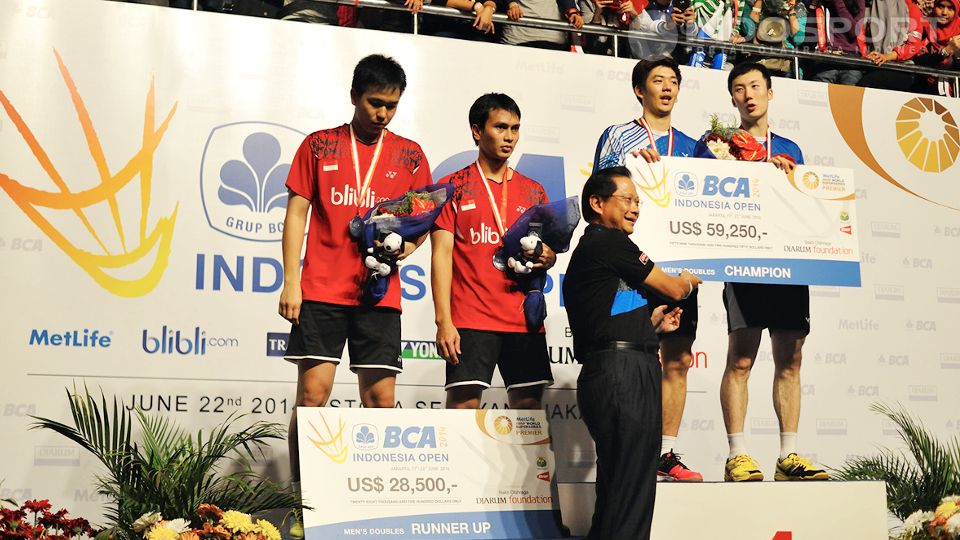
[
  {"xmin": 348, "ymin": 124, "xmax": 385, "ymax": 214},
  {"xmin": 638, "ymin": 118, "xmax": 674, "ymax": 157},
  {"xmin": 475, "ymin": 161, "xmax": 512, "ymax": 236}
]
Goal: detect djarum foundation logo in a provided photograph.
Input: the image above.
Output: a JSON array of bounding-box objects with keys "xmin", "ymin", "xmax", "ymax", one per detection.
[{"xmin": 0, "ymin": 50, "xmax": 179, "ymax": 297}]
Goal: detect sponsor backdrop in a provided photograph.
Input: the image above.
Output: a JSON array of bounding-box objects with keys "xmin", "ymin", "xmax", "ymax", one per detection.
[{"xmin": 1, "ymin": 0, "xmax": 958, "ymax": 524}]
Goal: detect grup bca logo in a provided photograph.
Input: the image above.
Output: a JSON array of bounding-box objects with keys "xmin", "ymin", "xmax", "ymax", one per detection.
[
  {"xmin": 200, "ymin": 122, "xmax": 305, "ymax": 242},
  {"xmin": 353, "ymin": 423, "xmax": 379, "ymax": 450},
  {"xmin": 674, "ymin": 172, "xmax": 698, "ymax": 197}
]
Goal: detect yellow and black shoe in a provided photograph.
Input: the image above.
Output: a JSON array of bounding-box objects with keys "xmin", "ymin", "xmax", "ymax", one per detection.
[
  {"xmin": 724, "ymin": 454, "xmax": 764, "ymax": 482},
  {"xmin": 775, "ymin": 453, "xmax": 830, "ymax": 481}
]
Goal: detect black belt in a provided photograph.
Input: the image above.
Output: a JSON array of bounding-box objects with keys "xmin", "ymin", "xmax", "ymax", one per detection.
[{"xmin": 584, "ymin": 340, "xmax": 659, "ymax": 357}]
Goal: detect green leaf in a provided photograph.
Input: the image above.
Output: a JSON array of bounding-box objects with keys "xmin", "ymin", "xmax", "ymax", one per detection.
[{"xmin": 31, "ymin": 385, "xmax": 304, "ymax": 537}]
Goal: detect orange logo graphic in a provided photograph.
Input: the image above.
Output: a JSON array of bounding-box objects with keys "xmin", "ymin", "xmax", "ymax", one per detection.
[
  {"xmin": 474, "ymin": 410, "xmax": 550, "ymax": 445},
  {"xmin": 829, "ymin": 85, "xmax": 959, "ymax": 211},
  {"xmin": 896, "ymin": 97, "xmax": 959, "ymax": 173},
  {"xmin": 0, "ymin": 50, "xmax": 179, "ymax": 297},
  {"xmin": 306, "ymin": 412, "xmax": 349, "ymax": 463},
  {"xmin": 494, "ymin": 416, "xmax": 513, "ymax": 435},
  {"xmin": 632, "ymin": 159, "xmax": 671, "ymax": 208}
]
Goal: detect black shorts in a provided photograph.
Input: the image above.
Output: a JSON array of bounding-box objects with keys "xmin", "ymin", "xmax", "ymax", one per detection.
[
  {"xmin": 723, "ymin": 283, "xmax": 810, "ymax": 335},
  {"xmin": 445, "ymin": 329, "xmax": 553, "ymax": 391},
  {"xmin": 284, "ymin": 301, "xmax": 402, "ymax": 372},
  {"xmin": 647, "ymin": 288, "xmax": 698, "ymax": 340}
]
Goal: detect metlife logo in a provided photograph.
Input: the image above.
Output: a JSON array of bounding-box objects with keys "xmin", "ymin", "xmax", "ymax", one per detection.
[{"xmin": 29, "ymin": 328, "xmax": 112, "ymax": 348}]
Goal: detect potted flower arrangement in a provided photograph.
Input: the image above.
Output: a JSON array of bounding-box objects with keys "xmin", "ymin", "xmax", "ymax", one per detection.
[
  {"xmin": 899, "ymin": 496, "xmax": 960, "ymax": 539},
  {"xmin": 131, "ymin": 504, "xmax": 281, "ymax": 540},
  {"xmin": 835, "ymin": 403, "xmax": 960, "ymax": 538},
  {"xmin": 30, "ymin": 387, "xmax": 303, "ymax": 540}
]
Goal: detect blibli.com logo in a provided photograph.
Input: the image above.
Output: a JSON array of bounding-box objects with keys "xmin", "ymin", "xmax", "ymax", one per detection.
[
  {"xmin": 141, "ymin": 326, "xmax": 239, "ymax": 355},
  {"xmin": 200, "ymin": 123, "xmax": 305, "ymax": 242},
  {"xmin": 330, "ymin": 185, "xmax": 386, "ymax": 209},
  {"xmin": 470, "ymin": 224, "xmax": 501, "ymax": 245},
  {"xmin": 674, "ymin": 172, "xmax": 698, "ymax": 197}
]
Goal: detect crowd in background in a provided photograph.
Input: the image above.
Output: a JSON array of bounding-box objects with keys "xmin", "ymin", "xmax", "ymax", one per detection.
[{"xmin": 113, "ymin": 0, "xmax": 960, "ymax": 96}]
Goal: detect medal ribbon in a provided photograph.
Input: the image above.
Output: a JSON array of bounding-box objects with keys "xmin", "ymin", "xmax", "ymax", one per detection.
[
  {"xmin": 476, "ymin": 161, "xmax": 512, "ymax": 236},
  {"xmin": 638, "ymin": 117, "xmax": 674, "ymax": 156},
  {"xmin": 349, "ymin": 124, "xmax": 385, "ymax": 215}
]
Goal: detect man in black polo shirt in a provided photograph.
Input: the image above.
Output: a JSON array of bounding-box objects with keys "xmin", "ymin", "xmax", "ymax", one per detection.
[{"xmin": 563, "ymin": 166, "xmax": 702, "ymax": 540}]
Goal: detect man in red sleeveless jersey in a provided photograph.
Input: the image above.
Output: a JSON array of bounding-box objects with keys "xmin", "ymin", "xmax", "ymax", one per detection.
[
  {"xmin": 431, "ymin": 93, "xmax": 557, "ymax": 410},
  {"xmin": 278, "ymin": 55, "xmax": 432, "ymax": 508}
]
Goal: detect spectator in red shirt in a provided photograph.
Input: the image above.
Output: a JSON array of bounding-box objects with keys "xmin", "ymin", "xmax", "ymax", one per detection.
[
  {"xmin": 913, "ymin": 0, "xmax": 960, "ymax": 93},
  {"xmin": 431, "ymin": 93, "xmax": 558, "ymax": 410},
  {"xmin": 278, "ymin": 54, "xmax": 432, "ymax": 498}
]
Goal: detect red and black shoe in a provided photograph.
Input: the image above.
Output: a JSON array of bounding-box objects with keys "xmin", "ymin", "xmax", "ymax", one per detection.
[{"xmin": 657, "ymin": 451, "xmax": 704, "ymax": 482}]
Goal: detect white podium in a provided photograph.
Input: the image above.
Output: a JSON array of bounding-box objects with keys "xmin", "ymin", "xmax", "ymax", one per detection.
[{"xmin": 558, "ymin": 481, "xmax": 888, "ymax": 539}]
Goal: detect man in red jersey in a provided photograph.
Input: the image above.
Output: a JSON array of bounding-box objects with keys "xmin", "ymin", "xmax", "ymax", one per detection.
[
  {"xmin": 431, "ymin": 93, "xmax": 557, "ymax": 410},
  {"xmin": 278, "ymin": 54, "xmax": 432, "ymax": 496}
]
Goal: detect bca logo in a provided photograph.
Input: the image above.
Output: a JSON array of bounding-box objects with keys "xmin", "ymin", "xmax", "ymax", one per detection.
[
  {"xmin": 200, "ymin": 122, "xmax": 306, "ymax": 242},
  {"xmin": 703, "ymin": 176, "xmax": 751, "ymax": 197},
  {"xmin": 384, "ymin": 426, "xmax": 438, "ymax": 449},
  {"xmin": 674, "ymin": 172, "xmax": 698, "ymax": 197}
]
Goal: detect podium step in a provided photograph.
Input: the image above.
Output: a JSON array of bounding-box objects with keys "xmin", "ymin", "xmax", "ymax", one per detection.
[{"xmin": 558, "ymin": 480, "xmax": 887, "ymax": 539}]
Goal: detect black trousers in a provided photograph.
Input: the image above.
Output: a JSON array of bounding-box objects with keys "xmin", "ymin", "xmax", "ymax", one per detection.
[{"xmin": 577, "ymin": 349, "xmax": 662, "ymax": 540}]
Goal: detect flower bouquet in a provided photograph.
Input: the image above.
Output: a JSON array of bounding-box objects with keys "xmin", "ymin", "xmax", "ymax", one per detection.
[
  {"xmin": 132, "ymin": 504, "xmax": 281, "ymax": 540},
  {"xmin": 493, "ymin": 196, "xmax": 580, "ymax": 331},
  {"xmin": 349, "ymin": 183, "xmax": 454, "ymax": 305},
  {"xmin": 898, "ymin": 496, "xmax": 960, "ymax": 539},
  {"xmin": 1, "ymin": 498, "xmax": 95, "ymax": 539},
  {"xmin": 695, "ymin": 114, "xmax": 768, "ymax": 161}
]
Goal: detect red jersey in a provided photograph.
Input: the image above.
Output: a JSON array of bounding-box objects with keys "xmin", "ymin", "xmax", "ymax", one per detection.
[
  {"xmin": 286, "ymin": 124, "xmax": 431, "ymax": 310},
  {"xmin": 434, "ymin": 164, "xmax": 548, "ymax": 333}
]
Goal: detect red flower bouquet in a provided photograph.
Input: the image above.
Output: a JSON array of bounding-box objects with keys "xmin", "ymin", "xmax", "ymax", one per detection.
[{"xmin": 698, "ymin": 114, "xmax": 766, "ymax": 161}]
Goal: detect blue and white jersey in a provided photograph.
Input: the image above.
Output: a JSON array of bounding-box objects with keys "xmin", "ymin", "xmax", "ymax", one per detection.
[
  {"xmin": 767, "ymin": 133, "xmax": 805, "ymax": 165},
  {"xmin": 593, "ymin": 120, "xmax": 698, "ymax": 173}
]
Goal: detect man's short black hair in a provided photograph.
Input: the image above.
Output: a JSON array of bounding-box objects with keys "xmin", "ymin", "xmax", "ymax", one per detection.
[
  {"xmin": 352, "ymin": 54, "xmax": 407, "ymax": 96},
  {"xmin": 468, "ymin": 93, "xmax": 521, "ymax": 145},
  {"xmin": 582, "ymin": 166, "xmax": 630, "ymax": 223},
  {"xmin": 632, "ymin": 57, "xmax": 683, "ymax": 102},
  {"xmin": 727, "ymin": 62, "xmax": 772, "ymax": 95}
]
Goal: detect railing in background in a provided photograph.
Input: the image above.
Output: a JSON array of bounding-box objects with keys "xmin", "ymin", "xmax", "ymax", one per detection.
[{"xmin": 188, "ymin": 0, "xmax": 960, "ymax": 92}]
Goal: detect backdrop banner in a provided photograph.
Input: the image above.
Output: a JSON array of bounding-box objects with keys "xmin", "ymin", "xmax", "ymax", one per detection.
[{"xmin": 1, "ymin": 0, "xmax": 958, "ymax": 527}]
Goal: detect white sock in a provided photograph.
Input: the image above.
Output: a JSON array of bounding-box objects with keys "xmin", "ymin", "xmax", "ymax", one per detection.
[
  {"xmin": 779, "ymin": 432, "xmax": 798, "ymax": 459},
  {"xmin": 727, "ymin": 433, "xmax": 748, "ymax": 459},
  {"xmin": 661, "ymin": 435, "xmax": 677, "ymax": 456}
]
